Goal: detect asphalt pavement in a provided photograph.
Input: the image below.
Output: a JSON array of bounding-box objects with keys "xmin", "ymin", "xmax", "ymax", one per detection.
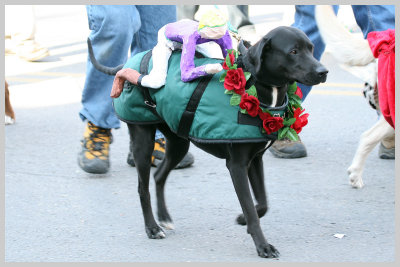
[{"xmin": 4, "ymin": 5, "xmax": 395, "ymax": 262}]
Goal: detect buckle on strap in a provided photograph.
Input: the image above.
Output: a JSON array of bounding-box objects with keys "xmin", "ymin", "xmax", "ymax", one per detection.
[{"xmin": 144, "ymin": 100, "xmax": 156, "ymax": 108}]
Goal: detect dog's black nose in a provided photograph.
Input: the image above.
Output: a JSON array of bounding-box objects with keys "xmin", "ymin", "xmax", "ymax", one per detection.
[
  {"xmin": 315, "ymin": 66, "xmax": 328, "ymax": 83},
  {"xmin": 318, "ymin": 69, "xmax": 328, "ymax": 77}
]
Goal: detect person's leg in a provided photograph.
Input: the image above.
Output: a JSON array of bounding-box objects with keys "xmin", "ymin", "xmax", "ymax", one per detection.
[
  {"xmin": 131, "ymin": 5, "xmax": 176, "ymax": 55},
  {"xmin": 228, "ymin": 5, "xmax": 259, "ymax": 44},
  {"xmin": 176, "ymin": 5, "xmax": 199, "ymax": 20},
  {"xmin": 79, "ymin": 5, "xmax": 141, "ymax": 174},
  {"xmin": 80, "ymin": 5, "xmax": 141, "ymax": 129},
  {"xmin": 351, "ymin": 5, "xmax": 395, "ymax": 38},
  {"xmin": 227, "ymin": 5, "xmax": 253, "ymax": 29}
]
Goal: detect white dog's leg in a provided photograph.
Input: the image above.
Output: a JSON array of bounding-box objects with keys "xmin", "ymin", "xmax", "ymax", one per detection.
[{"xmin": 347, "ymin": 117, "xmax": 394, "ymax": 188}]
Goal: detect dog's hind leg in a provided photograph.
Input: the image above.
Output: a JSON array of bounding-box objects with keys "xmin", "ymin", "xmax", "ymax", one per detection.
[
  {"xmin": 226, "ymin": 144, "xmax": 279, "ymax": 258},
  {"xmin": 127, "ymin": 123, "xmax": 166, "ymax": 239},
  {"xmin": 153, "ymin": 123, "xmax": 190, "ymax": 230},
  {"xmin": 347, "ymin": 117, "xmax": 394, "ymax": 188},
  {"xmin": 236, "ymin": 153, "xmax": 268, "ymax": 226}
]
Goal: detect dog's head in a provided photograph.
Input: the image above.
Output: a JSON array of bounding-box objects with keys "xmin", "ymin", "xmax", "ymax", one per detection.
[{"xmin": 244, "ymin": 26, "xmax": 328, "ymax": 87}]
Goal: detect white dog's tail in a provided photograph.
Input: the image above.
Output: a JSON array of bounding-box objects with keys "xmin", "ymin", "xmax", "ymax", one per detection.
[{"xmin": 315, "ymin": 5, "xmax": 375, "ymax": 66}]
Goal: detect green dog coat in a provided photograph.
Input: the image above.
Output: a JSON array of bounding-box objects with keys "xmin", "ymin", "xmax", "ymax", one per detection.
[{"xmin": 113, "ymin": 50, "xmax": 288, "ymax": 143}]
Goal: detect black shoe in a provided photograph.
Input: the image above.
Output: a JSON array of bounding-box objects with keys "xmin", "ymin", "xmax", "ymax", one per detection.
[
  {"xmin": 78, "ymin": 121, "xmax": 112, "ymax": 174},
  {"xmin": 126, "ymin": 138, "xmax": 135, "ymax": 167},
  {"xmin": 378, "ymin": 142, "xmax": 395, "ymax": 159},
  {"xmin": 127, "ymin": 138, "xmax": 194, "ymax": 168},
  {"xmin": 269, "ymin": 138, "xmax": 307, "ymax": 158},
  {"xmin": 175, "ymin": 151, "xmax": 195, "ymax": 169}
]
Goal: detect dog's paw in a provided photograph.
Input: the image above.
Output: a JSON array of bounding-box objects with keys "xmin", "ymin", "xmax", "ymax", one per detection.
[
  {"xmin": 145, "ymin": 225, "xmax": 166, "ymax": 239},
  {"xmin": 236, "ymin": 214, "xmax": 247, "ymax": 225},
  {"xmin": 159, "ymin": 221, "xmax": 175, "ymax": 230},
  {"xmin": 257, "ymin": 243, "xmax": 280, "ymax": 258},
  {"xmin": 347, "ymin": 166, "xmax": 364, "ymax": 189}
]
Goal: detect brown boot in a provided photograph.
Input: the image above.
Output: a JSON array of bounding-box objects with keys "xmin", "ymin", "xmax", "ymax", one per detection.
[{"xmin": 269, "ymin": 138, "xmax": 307, "ymax": 158}]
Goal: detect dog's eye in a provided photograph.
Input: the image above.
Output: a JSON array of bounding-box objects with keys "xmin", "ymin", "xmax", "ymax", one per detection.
[{"xmin": 290, "ymin": 49, "xmax": 298, "ymax": 55}]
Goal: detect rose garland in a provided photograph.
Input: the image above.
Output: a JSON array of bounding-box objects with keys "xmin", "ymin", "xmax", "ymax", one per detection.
[{"xmin": 219, "ymin": 49, "xmax": 309, "ymax": 141}]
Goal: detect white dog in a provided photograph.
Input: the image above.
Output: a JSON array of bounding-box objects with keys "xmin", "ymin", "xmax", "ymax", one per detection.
[{"xmin": 315, "ymin": 5, "xmax": 395, "ymax": 188}]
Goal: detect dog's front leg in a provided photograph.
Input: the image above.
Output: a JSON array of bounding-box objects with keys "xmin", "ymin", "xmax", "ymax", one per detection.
[
  {"xmin": 347, "ymin": 117, "xmax": 394, "ymax": 188},
  {"xmin": 236, "ymin": 154, "xmax": 268, "ymax": 225},
  {"xmin": 226, "ymin": 145, "xmax": 279, "ymax": 258}
]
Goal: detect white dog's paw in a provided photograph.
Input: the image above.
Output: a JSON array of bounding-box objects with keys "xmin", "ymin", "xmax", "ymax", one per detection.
[
  {"xmin": 347, "ymin": 166, "xmax": 364, "ymax": 189},
  {"xmin": 205, "ymin": 63, "xmax": 223, "ymax": 74}
]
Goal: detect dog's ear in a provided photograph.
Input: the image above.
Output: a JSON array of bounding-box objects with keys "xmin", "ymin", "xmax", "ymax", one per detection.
[
  {"xmin": 248, "ymin": 36, "xmax": 271, "ymax": 76},
  {"xmin": 238, "ymin": 40, "xmax": 248, "ymax": 55}
]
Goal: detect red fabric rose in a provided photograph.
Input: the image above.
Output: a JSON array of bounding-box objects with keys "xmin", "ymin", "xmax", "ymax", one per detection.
[
  {"xmin": 224, "ymin": 68, "xmax": 246, "ymax": 95},
  {"xmin": 239, "ymin": 93, "xmax": 260, "ymax": 117},
  {"xmin": 223, "ymin": 52, "xmax": 235, "ymax": 70},
  {"xmin": 258, "ymin": 109, "xmax": 269, "ymax": 121},
  {"xmin": 291, "ymin": 107, "xmax": 309, "ymax": 134},
  {"xmin": 295, "ymin": 86, "xmax": 303, "ymax": 100},
  {"xmin": 261, "ymin": 113, "xmax": 284, "ymax": 134}
]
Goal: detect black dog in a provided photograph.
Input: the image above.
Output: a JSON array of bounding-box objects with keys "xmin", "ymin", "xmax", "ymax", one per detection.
[{"xmin": 89, "ymin": 26, "xmax": 328, "ymax": 258}]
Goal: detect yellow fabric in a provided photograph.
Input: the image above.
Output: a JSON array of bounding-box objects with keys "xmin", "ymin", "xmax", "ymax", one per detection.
[{"xmin": 198, "ymin": 9, "xmax": 227, "ymax": 31}]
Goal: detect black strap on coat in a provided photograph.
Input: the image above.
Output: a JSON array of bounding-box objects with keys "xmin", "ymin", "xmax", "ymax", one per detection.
[
  {"xmin": 138, "ymin": 50, "xmax": 157, "ymax": 109},
  {"xmin": 176, "ymin": 74, "xmax": 213, "ymax": 138}
]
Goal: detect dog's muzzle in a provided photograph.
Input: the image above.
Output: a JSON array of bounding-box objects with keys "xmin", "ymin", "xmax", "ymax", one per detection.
[
  {"xmin": 316, "ymin": 66, "xmax": 328, "ymax": 83},
  {"xmin": 303, "ymin": 66, "xmax": 328, "ymax": 85}
]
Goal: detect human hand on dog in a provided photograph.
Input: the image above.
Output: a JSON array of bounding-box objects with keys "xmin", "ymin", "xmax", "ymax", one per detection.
[{"xmin": 110, "ymin": 68, "xmax": 141, "ymax": 98}]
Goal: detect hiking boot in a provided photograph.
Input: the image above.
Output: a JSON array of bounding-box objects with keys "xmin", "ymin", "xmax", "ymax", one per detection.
[
  {"xmin": 78, "ymin": 121, "xmax": 112, "ymax": 174},
  {"xmin": 378, "ymin": 142, "xmax": 395, "ymax": 159},
  {"xmin": 176, "ymin": 151, "xmax": 195, "ymax": 169},
  {"xmin": 152, "ymin": 138, "xmax": 166, "ymax": 167},
  {"xmin": 269, "ymin": 138, "xmax": 307, "ymax": 158},
  {"xmin": 127, "ymin": 138, "xmax": 194, "ymax": 169}
]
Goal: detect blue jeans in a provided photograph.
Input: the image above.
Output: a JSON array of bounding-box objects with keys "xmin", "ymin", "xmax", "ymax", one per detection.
[
  {"xmin": 292, "ymin": 5, "xmax": 395, "ymax": 101},
  {"xmin": 80, "ymin": 5, "xmax": 176, "ymax": 129}
]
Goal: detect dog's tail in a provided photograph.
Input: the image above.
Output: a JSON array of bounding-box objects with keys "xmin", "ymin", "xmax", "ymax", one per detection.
[
  {"xmin": 315, "ymin": 5, "xmax": 375, "ymax": 66},
  {"xmin": 87, "ymin": 38, "xmax": 124, "ymax": 75}
]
